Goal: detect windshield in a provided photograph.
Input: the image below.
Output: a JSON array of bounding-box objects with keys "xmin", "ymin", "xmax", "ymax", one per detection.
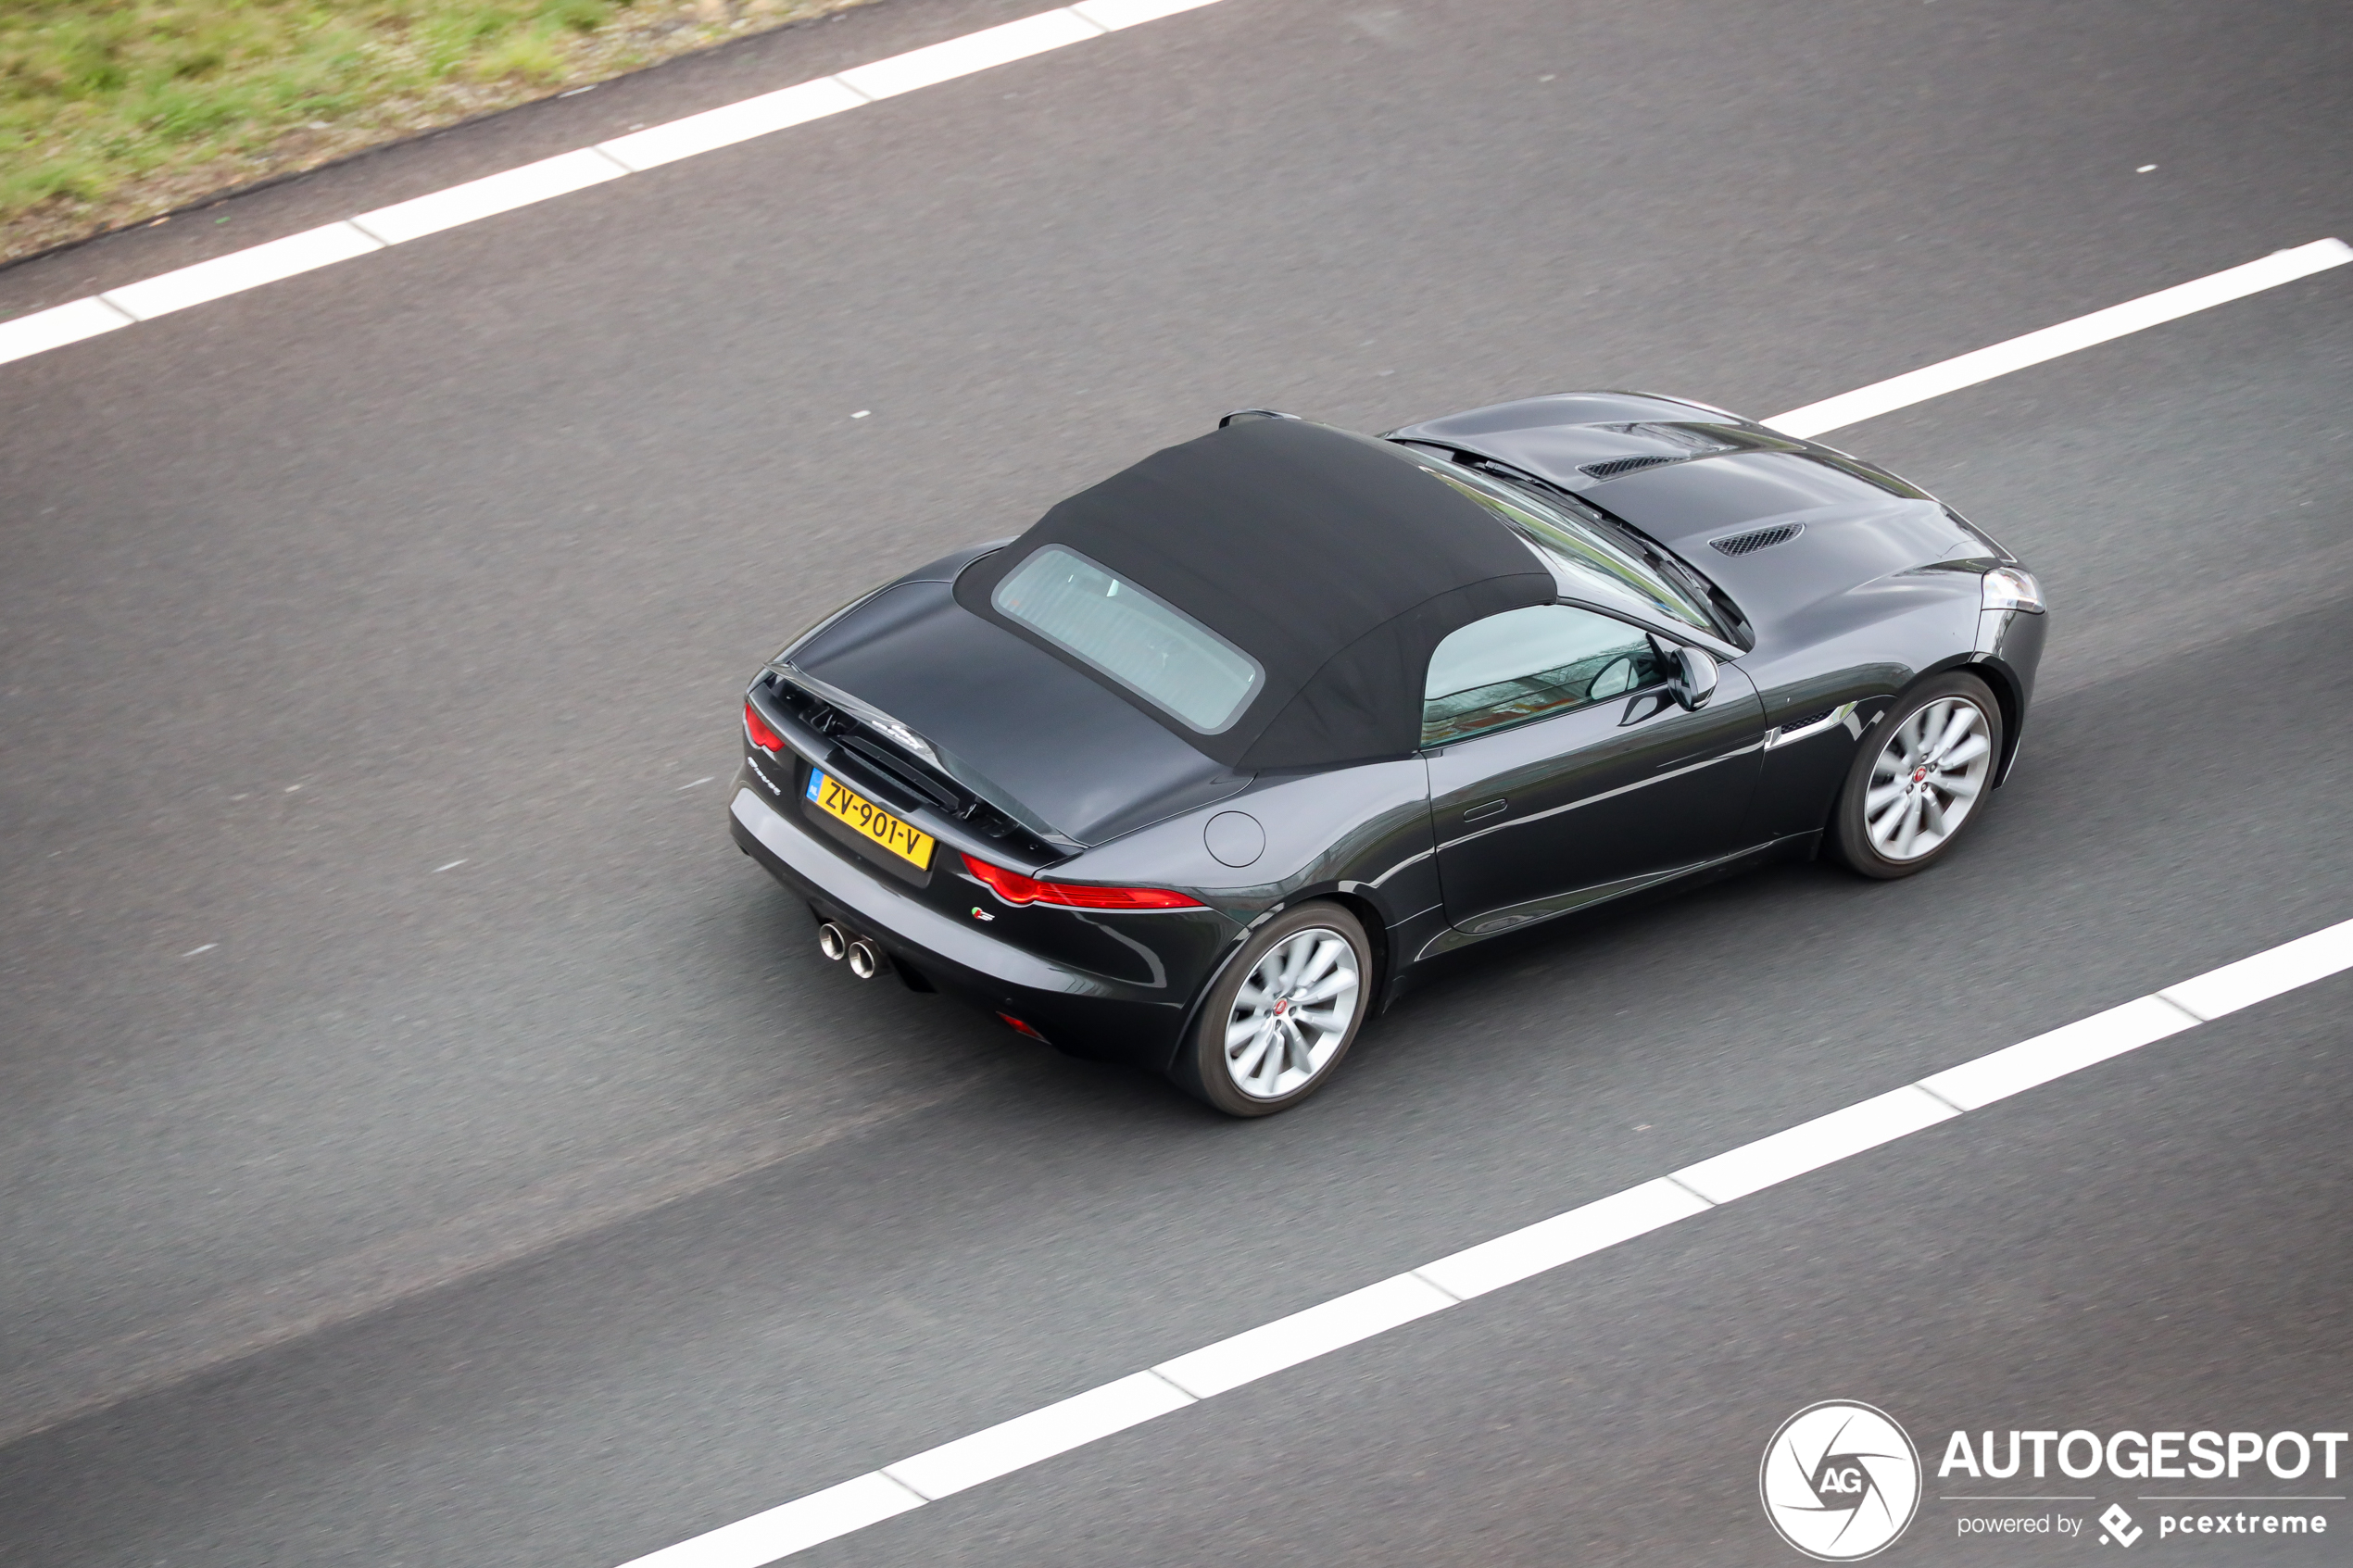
[
  {"xmin": 1398, "ymin": 448, "xmax": 1722, "ymax": 635},
  {"xmin": 993, "ymin": 545, "xmax": 1265, "ymax": 734}
]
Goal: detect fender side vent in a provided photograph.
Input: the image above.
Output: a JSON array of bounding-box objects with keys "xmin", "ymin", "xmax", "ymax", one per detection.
[
  {"xmin": 1579, "ymin": 454, "xmax": 1680, "ymax": 481},
  {"xmin": 1710, "ymin": 522, "xmax": 1804, "ymax": 556}
]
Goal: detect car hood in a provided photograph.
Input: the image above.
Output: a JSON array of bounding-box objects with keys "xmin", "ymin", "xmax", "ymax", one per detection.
[
  {"xmin": 786, "ymin": 576, "xmax": 1249, "ymax": 847},
  {"xmin": 1389, "ymin": 393, "xmax": 2004, "ymax": 623}
]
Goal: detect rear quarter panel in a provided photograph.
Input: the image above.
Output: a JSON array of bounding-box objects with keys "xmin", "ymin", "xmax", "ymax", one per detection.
[{"xmin": 1056, "ymin": 759, "xmax": 1438, "ymax": 925}]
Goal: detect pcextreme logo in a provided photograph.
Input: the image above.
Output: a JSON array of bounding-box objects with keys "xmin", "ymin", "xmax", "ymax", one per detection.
[{"xmin": 1761, "ymin": 1401, "xmax": 1924, "ymax": 1561}]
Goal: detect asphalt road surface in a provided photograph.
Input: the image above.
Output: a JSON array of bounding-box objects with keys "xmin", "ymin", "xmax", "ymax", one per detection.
[{"xmin": 3, "ymin": 0, "xmax": 2348, "ymax": 1562}]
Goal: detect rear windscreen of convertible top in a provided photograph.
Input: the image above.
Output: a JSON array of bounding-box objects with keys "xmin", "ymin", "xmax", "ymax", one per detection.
[{"xmin": 994, "ymin": 546, "xmax": 1265, "ymax": 733}]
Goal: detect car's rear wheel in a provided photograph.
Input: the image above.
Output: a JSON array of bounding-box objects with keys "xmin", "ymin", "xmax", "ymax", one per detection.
[
  {"xmin": 1830, "ymin": 672, "xmax": 2004, "ymax": 879},
  {"xmin": 1178, "ymin": 903, "xmax": 1371, "ymax": 1117}
]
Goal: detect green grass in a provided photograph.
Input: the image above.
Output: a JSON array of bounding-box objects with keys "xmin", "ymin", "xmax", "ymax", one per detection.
[{"xmin": 0, "ymin": 0, "xmax": 841, "ymax": 260}]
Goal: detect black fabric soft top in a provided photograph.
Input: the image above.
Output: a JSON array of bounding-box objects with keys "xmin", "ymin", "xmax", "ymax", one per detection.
[{"xmin": 954, "ymin": 417, "xmax": 1555, "ymax": 770}]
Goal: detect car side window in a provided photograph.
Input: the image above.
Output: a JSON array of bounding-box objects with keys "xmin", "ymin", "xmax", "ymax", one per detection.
[{"xmin": 1421, "ymin": 604, "xmax": 1670, "ymax": 746}]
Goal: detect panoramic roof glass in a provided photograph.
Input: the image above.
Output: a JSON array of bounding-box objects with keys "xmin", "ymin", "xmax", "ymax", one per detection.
[{"xmin": 993, "ymin": 545, "xmax": 1265, "ymax": 734}]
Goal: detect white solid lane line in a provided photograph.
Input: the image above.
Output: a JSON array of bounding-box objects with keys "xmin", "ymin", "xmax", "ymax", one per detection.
[
  {"xmin": 882, "ymin": 1371, "xmax": 1195, "ymax": 1499},
  {"xmin": 0, "ymin": 295, "xmax": 133, "ymax": 358},
  {"xmin": 1766, "ymin": 236, "xmax": 2353, "ymax": 437},
  {"xmin": 1153, "ymin": 1273, "xmax": 1458, "ymax": 1399},
  {"xmin": 1668, "ymin": 1083, "xmax": 1957, "ymax": 1205},
  {"xmin": 2158, "ymin": 919, "xmax": 2353, "ymax": 1020},
  {"xmin": 617, "ymin": 1474, "xmax": 925, "ymax": 1568},
  {"xmin": 613, "ymin": 915, "xmax": 2353, "ymax": 1568},
  {"xmin": 1068, "ymin": 0, "xmax": 1227, "ymax": 27},
  {"xmin": 1916, "ymin": 995, "xmax": 2198, "ymax": 1112},
  {"xmin": 98, "ymin": 221, "xmax": 384, "ymax": 321},
  {"xmin": 1414, "ymin": 1177, "xmax": 1709, "ymax": 1301},
  {"xmin": 0, "ymin": 0, "xmax": 1228, "ymax": 368},
  {"xmin": 351, "ymin": 148, "xmax": 629, "ymax": 246},
  {"xmin": 598, "ymin": 79, "xmax": 871, "ymax": 171}
]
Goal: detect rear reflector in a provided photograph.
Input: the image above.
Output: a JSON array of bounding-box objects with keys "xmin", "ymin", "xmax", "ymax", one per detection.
[
  {"xmin": 743, "ymin": 699, "xmax": 786, "ymax": 753},
  {"xmin": 998, "ymin": 1012, "xmax": 1051, "ymax": 1042},
  {"xmin": 962, "ymin": 852, "xmax": 1204, "ymax": 910}
]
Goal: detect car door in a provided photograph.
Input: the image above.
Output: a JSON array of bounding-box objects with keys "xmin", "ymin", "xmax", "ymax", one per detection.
[{"xmin": 1423, "ymin": 603, "xmax": 1768, "ymax": 935}]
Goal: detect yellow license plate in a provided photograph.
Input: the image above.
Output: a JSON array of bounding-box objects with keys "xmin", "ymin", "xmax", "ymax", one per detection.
[{"xmin": 806, "ymin": 769, "xmax": 935, "ymax": 870}]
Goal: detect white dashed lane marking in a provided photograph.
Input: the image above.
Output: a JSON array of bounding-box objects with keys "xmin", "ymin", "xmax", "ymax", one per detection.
[{"xmin": 614, "ymin": 918, "xmax": 2353, "ymax": 1568}]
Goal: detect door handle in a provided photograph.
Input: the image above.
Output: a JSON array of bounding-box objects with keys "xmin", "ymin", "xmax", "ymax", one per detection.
[{"xmin": 1463, "ymin": 799, "xmax": 1508, "ymax": 822}]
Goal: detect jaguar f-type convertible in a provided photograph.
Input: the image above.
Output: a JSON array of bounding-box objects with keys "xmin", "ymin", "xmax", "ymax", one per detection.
[{"xmin": 729, "ymin": 394, "xmax": 2046, "ymax": 1114}]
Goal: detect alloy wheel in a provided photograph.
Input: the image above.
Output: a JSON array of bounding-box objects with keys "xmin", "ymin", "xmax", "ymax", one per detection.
[
  {"xmin": 1864, "ymin": 695, "xmax": 1994, "ymax": 861},
  {"xmin": 1222, "ymin": 927, "xmax": 1362, "ymax": 1100}
]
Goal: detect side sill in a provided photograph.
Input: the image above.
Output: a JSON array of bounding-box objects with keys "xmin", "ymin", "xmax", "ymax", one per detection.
[{"xmin": 1414, "ymin": 834, "xmax": 1816, "ymax": 961}]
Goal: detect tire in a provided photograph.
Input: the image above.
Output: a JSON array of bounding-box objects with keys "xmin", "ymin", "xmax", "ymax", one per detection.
[
  {"xmin": 1176, "ymin": 902, "xmax": 1373, "ymax": 1117},
  {"xmin": 1830, "ymin": 671, "xmax": 2004, "ymax": 880}
]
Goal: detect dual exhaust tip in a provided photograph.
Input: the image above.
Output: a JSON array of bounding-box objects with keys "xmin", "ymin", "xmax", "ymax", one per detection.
[{"xmin": 816, "ymin": 922, "xmax": 887, "ymax": 980}]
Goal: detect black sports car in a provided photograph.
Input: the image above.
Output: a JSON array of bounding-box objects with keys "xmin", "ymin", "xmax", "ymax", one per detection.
[{"xmin": 729, "ymin": 394, "xmax": 2046, "ymax": 1114}]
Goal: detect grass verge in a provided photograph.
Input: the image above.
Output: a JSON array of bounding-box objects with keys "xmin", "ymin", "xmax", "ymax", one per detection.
[{"xmin": 1, "ymin": 0, "xmax": 867, "ymax": 266}]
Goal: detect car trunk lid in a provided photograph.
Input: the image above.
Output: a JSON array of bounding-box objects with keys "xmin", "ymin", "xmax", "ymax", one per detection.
[{"xmin": 783, "ymin": 579, "xmax": 1249, "ymax": 849}]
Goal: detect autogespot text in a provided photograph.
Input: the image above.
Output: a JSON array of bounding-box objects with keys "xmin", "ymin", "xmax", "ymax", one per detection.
[{"xmin": 1938, "ymin": 1428, "xmax": 2347, "ymax": 1481}]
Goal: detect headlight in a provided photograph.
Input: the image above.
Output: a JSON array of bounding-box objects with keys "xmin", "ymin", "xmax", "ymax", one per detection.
[{"xmin": 1982, "ymin": 566, "xmax": 2045, "ymax": 614}]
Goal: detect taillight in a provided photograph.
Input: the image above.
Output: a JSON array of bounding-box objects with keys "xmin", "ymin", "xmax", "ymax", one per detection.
[
  {"xmin": 961, "ymin": 852, "xmax": 1204, "ymax": 910},
  {"xmin": 743, "ymin": 699, "xmax": 785, "ymax": 753}
]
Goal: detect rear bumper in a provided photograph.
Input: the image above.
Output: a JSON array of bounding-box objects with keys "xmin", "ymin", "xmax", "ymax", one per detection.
[{"xmin": 728, "ymin": 784, "xmax": 1208, "ymax": 1069}]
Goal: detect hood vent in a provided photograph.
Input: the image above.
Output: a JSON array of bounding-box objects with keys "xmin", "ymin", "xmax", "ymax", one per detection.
[
  {"xmin": 1578, "ymin": 423, "xmax": 1744, "ymax": 483},
  {"xmin": 1580, "ymin": 454, "xmax": 1680, "ymax": 481},
  {"xmin": 1710, "ymin": 522, "xmax": 1804, "ymax": 557}
]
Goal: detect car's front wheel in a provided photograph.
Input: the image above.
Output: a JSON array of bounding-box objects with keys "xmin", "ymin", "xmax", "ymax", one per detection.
[
  {"xmin": 1177, "ymin": 903, "xmax": 1371, "ymax": 1116},
  {"xmin": 1830, "ymin": 671, "xmax": 2005, "ymax": 879}
]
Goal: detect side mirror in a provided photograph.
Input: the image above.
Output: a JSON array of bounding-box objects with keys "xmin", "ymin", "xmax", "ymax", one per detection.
[{"xmin": 1663, "ymin": 641, "xmax": 1718, "ymax": 709}]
